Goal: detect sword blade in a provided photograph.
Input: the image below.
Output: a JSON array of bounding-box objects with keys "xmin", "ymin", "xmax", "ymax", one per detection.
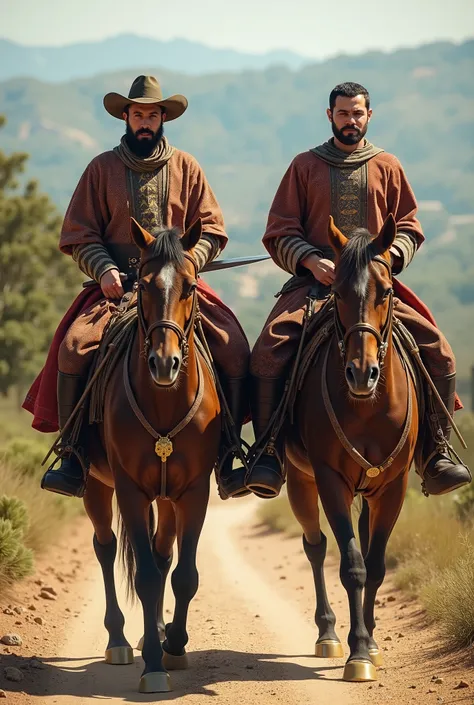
[{"xmin": 201, "ymin": 255, "xmax": 271, "ymax": 272}]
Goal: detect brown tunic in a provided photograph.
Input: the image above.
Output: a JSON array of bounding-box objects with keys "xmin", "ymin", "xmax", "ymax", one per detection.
[
  {"xmin": 58, "ymin": 149, "xmax": 249, "ymax": 379},
  {"xmin": 251, "ymin": 147, "xmax": 453, "ymax": 380}
]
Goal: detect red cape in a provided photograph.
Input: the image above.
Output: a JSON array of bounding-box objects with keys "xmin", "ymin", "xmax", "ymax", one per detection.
[{"xmin": 23, "ymin": 278, "xmax": 461, "ymax": 433}]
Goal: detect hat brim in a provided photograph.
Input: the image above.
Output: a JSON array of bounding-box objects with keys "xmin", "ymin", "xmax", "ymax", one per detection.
[{"xmin": 103, "ymin": 92, "xmax": 188, "ymax": 121}]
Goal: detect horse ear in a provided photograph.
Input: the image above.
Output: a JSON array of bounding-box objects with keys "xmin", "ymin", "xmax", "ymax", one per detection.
[
  {"xmin": 327, "ymin": 215, "xmax": 348, "ymax": 253},
  {"xmin": 181, "ymin": 219, "xmax": 202, "ymax": 251},
  {"xmin": 130, "ymin": 218, "xmax": 155, "ymax": 250},
  {"xmin": 372, "ymin": 214, "xmax": 397, "ymax": 254}
]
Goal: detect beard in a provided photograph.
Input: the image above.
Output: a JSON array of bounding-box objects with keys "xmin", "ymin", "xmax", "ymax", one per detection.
[
  {"xmin": 332, "ymin": 121, "xmax": 368, "ymax": 145},
  {"xmin": 125, "ymin": 121, "xmax": 164, "ymax": 157}
]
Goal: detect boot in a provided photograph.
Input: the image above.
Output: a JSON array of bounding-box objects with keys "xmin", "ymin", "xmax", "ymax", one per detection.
[
  {"xmin": 245, "ymin": 376, "xmax": 285, "ymax": 499},
  {"xmin": 41, "ymin": 372, "xmax": 89, "ymax": 498},
  {"xmin": 421, "ymin": 373, "xmax": 471, "ymax": 496},
  {"xmin": 217, "ymin": 376, "xmax": 251, "ymax": 500}
]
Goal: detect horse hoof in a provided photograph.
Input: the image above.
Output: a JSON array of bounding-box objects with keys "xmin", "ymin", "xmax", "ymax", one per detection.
[
  {"xmin": 343, "ymin": 660, "xmax": 377, "ymax": 682},
  {"xmin": 105, "ymin": 646, "xmax": 134, "ymax": 665},
  {"xmin": 369, "ymin": 648, "xmax": 383, "ymax": 667},
  {"xmin": 162, "ymin": 648, "xmax": 189, "ymax": 670},
  {"xmin": 139, "ymin": 671, "xmax": 171, "ymax": 693},
  {"xmin": 315, "ymin": 639, "xmax": 344, "ymax": 658}
]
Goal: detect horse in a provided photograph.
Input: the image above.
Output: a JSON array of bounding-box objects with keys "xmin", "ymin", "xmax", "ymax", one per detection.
[
  {"xmin": 84, "ymin": 217, "xmax": 221, "ymax": 693},
  {"xmin": 286, "ymin": 214, "xmax": 419, "ymax": 682}
]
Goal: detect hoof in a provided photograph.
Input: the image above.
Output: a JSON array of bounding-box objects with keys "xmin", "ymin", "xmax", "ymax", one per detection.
[
  {"xmin": 139, "ymin": 671, "xmax": 171, "ymax": 693},
  {"xmin": 162, "ymin": 648, "xmax": 189, "ymax": 670},
  {"xmin": 369, "ymin": 648, "xmax": 383, "ymax": 667},
  {"xmin": 315, "ymin": 639, "xmax": 344, "ymax": 658},
  {"xmin": 343, "ymin": 660, "xmax": 377, "ymax": 682},
  {"xmin": 105, "ymin": 646, "xmax": 134, "ymax": 665}
]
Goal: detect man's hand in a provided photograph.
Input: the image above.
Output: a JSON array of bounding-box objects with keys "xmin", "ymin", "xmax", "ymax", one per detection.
[
  {"xmin": 100, "ymin": 269, "xmax": 126, "ymax": 299},
  {"xmin": 301, "ymin": 253, "xmax": 335, "ymax": 285}
]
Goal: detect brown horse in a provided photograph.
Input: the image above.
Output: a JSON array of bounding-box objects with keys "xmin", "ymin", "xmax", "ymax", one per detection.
[
  {"xmin": 84, "ymin": 218, "xmax": 221, "ymax": 693},
  {"xmin": 286, "ymin": 215, "xmax": 419, "ymax": 682}
]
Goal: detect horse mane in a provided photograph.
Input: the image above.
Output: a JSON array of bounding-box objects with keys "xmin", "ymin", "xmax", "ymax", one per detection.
[
  {"xmin": 149, "ymin": 227, "xmax": 185, "ymax": 268},
  {"xmin": 336, "ymin": 228, "xmax": 378, "ymax": 297}
]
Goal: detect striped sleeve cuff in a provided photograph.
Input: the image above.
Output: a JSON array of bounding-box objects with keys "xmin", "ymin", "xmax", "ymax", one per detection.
[
  {"xmin": 267, "ymin": 236, "xmax": 323, "ymax": 275},
  {"xmin": 72, "ymin": 243, "xmax": 118, "ymax": 283},
  {"xmin": 390, "ymin": 231, "xmax": 417, "ymax": 273},
  {"xmin": 193, "ymin": 233, "xmax": 222, "ymax": 272}
]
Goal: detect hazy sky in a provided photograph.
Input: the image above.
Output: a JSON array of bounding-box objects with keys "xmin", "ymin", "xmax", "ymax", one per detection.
[{"xmin": 2, "ymin": 0, "xmax": 473, "ymax": 58}]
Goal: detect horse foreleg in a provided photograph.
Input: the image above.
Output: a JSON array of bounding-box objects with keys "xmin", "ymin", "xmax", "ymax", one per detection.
[
  {"xmin": 83, "ymin": 475, "xmax": 133, "ymax": 665},
  {"xmin": 316, "ymin": 465, "xmax": 376, "ymax": 682},
  {"xmin": 286, "ymin": 460, "xmax": 343, "ymax": 658},
  {"xmin": 137, "ymin": 499, "xmax": 176, "ymax": 650},
  {"xmin": 162, "ymin": 479, "xmax": 210, "ymax": 670},
  {"xmin": 154, "ymin": 498, "xmax": 176, "ymax": 641},
  {"xmin": 116, "ymin": 479, "xmax": 169, "ymax": 693},
  {"xmin": 363, "ymin": 471, "xmax": 408, "ymax": 668}
]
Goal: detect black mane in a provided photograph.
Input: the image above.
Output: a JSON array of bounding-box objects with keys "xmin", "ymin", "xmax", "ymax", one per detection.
[
  {"xmin": 336, "ymin": 228, "xmax": 377, "ymax": 297},
  {"xmin": 148, "ymin": 227, "xmax": 185, "ymax": 268}
]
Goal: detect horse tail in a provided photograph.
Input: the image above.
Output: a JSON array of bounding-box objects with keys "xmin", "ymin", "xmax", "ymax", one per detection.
[{"xmin": 118, "ymin": 505, "xmax": 156, "ymax": 602}]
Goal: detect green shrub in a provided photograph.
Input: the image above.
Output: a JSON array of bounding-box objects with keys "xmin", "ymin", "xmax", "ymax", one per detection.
[
  {"xmin": 0, "ymin": 517, "xmax": 34, "ymax": 583},
  {"xmin": 0, "ymin": 495, "xmax": 29, "ymax": 533}
]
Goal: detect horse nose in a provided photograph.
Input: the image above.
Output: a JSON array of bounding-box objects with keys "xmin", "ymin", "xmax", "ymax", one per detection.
[
  {"xmin": 345, "ymin": 361, "xmax": 380, "ymax": 395},
  {"xmin": 148, "ymin": 351, "xmax": 181, "ymax": 386}
]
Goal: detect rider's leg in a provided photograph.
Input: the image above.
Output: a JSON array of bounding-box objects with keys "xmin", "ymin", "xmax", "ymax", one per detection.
[{"xmin": 394, "ymin": 300, "xmax": 471, "ymax": 495}]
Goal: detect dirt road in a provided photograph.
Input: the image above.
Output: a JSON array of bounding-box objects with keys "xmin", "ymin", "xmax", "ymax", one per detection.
[{"xmin": 0, "ymin": 493, "xmax": 472, "ymax": 704}]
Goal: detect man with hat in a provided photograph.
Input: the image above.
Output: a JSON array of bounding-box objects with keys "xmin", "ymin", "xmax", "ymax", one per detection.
[{"xmin": 33, "ymin": 75, "xmax": 250, "ymax": 499}]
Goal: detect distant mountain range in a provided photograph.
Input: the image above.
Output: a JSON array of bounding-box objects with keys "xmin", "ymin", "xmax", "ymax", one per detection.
[{"xmin": 0, "ymin": 35, "xmax": 312, "ymax": 82}]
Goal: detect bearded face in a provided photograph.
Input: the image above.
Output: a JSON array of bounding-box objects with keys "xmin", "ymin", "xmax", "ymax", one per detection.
[
  {"xmin": 331, "ymin": 120, "xmax": 368, "ymax": 145},
  {"xmin": 125, "ymin": 121, "xmax": 164, "ymax": 157}
]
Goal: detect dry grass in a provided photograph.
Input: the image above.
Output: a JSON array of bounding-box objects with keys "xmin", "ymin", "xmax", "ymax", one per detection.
[{"xmin": 421, "ymin": 537, "xmax": 474, "ymax": 648}]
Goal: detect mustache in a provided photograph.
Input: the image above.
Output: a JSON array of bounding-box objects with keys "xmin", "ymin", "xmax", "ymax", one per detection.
[{"xmin": 136, "ymin": 128, "xmax": 154, "ymax": 136}]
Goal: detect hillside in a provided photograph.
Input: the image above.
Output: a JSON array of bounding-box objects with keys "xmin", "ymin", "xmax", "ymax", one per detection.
[
  {"xmin": 0, "ymin": 35, "xmax": 309, "ymax": 82},
  {"xmin": 1, "ymin": 38, "xmax": 473, "ymax": 391}
]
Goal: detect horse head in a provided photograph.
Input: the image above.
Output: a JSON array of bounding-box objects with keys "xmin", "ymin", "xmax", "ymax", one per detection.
[
  {"xmin": 130, "ymin": 217, "xmax": 202, "ymax": 387},
  {"xmin": 328, "ymin": 214, "xmax": 396, "ymax": 398}
]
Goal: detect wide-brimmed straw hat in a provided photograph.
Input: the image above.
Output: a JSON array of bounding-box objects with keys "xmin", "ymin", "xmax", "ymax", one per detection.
[{"xmin": 103, "ymin": 75, "xmax": 188, "ymax": 121}]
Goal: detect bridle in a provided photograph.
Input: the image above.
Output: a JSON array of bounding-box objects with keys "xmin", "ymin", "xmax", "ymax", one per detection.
[
  {"xmin": 333, "ymin": 254, "xmax": 394, "ymax": 367},
  {"xmin": 324, "ymin": 253, "xmax": 414, "ymax": 488},
  {"xmin": 136, "ymin": 252, "xmax": 198, "ymax": 359}
]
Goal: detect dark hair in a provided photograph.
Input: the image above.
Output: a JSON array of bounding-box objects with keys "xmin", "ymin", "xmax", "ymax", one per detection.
[{"xmin": 329, "ymin": 82, "xmax": 370, "ymax": 111}]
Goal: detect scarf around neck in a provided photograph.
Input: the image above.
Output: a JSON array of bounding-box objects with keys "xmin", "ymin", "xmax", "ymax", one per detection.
[
  {"xmin": 311, "ymin": 138, "xmax": 384, "ymax": 168},
  {"xmin": 113, "ymin": 135, "xmax": 175, "ymax": 173}
]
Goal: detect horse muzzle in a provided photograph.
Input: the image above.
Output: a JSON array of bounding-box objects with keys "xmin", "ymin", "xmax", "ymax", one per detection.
[
  {"xmin": 148, "ymin": 350, "xmax": 182, "ymax": 387},
  {"xmin": 345, "ymin": 360, "xmax": 380, "ymax": 398}
]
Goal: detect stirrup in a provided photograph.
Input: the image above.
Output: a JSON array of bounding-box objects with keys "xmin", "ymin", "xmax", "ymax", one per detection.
[
  {"xmin": 41, "ymin": 444, "xmax": 88, "ymax": 498},
  {"xmin": 216, "ymin": 441, "xmax": 251, "ymax": 500},
  {"xmin": 245, "ymin": 442, "xmax": 285, "ymax": 499}
]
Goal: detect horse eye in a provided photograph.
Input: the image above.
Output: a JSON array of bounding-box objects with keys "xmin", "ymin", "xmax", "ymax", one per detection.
[{"xmin": 383, "ymin": 288, "xmax": 393, "ymax": 299}]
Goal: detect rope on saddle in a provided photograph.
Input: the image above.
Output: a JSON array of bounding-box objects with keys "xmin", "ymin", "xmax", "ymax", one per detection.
[{"xmin": 88, "ymin": 302, "xmax": 138, "ymax": 424}]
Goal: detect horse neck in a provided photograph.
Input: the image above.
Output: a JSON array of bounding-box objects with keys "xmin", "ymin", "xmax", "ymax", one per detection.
[{"xmin": 135, "ymin": 326, "xmax": 199, "ymax": 429}]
